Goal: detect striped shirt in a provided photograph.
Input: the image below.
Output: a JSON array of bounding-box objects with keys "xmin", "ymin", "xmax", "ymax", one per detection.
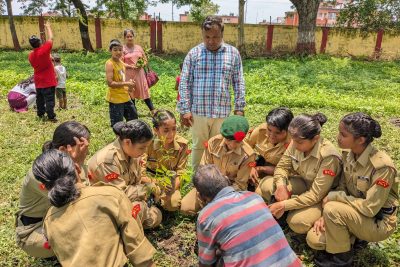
[
  {"xmin": 178, "ymin": 43, "xmax": 245, "ymax": 118},
  {"xmin": 197, "ymin": 187, "xmax": 301, "ymax": 267}
]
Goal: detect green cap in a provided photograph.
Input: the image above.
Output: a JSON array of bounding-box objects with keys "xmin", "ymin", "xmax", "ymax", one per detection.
[{"xmin": 220, "ymin": 115, "xmax": 249, "ymax": 141}]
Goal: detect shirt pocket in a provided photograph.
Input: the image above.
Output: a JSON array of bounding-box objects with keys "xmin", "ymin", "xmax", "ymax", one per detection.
[
  {"xmin": 356, "ymin": 176, "xmax": 370, "ymax": 193},
  {"xmin": 226, "ymin": 162, "xmax": 239, "ymax": 179}
]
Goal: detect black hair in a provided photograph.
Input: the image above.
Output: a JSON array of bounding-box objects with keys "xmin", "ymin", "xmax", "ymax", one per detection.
[
  {"xmin": 123, "ymin": 29, "xmax": 135, "ymax": 38},
  {"xmin": 152, "ymin": 109, "xmax": 176, "ymax": 129},
  {"xmin": 179, "ymin": 63, "xmax": 183, "ymax": 70},
  {"xmin": 18, "ymin": 75, "xmax": 34, "ymax": 89},
  {"xmin": 53, "ymin": 54, "xmax": 61, "ymax": 63},
  {"xmin": 113, "ymin": 120, "xmax": 153, "ymax": 144},
  {"xmin": 193, "ymin": 164, "xmax": 230, "ymax": 200},
  {"xmin": 266, "ymin": 107, "xmax": 294, "ymax": 131},
  {"xmin": 29, "ymin": 35, "xmax": 41, "ymax": 48},
  {"xmin": 341, "ymin": 112, "xmax": 382, "ymax": 146},
  {"xmin": 42, "ymin": 121, "xmax": 90, "ymax": 152},
  {"xmin": 289, "ymin": 113, "xmax": 327, "ymax": 140},
  {"xmin": 109, "ymin": 39, "xmax": 122, "ymax": 50},
  {"xmin": 32, "ymin": 149, "xmax": 80, "ymax": 208},
  {"xmin": 202, "ymin": 16, "xmax": 224, "ymax": 33}
]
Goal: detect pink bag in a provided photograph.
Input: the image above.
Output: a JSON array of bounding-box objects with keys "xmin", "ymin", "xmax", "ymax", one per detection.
[{"xmin": 145, "ymin": 66, "xmax": 159, "ymax": 88}]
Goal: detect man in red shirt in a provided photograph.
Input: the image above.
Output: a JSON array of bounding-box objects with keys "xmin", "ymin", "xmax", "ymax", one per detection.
[{"xmin": 28, "ymin": 22, "xmax": 57, "ymax": 122}]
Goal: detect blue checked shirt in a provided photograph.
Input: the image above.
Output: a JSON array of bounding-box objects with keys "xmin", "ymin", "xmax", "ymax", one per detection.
[{"xmin": 178, "ymin": 43, "xmax": 246, "ymax": 118}]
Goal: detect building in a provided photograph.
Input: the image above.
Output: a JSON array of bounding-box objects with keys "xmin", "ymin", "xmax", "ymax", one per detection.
[
  {"xmin": 285, "ymin": 0, "xmax": 350, "ymax": 27},
  {"xmin": 139, "ymin": 12, "xmax": 152, "ymax": 21},
  {"xmin": 179, "ymin": 12, "xmax": 238, "ymax": 23}
]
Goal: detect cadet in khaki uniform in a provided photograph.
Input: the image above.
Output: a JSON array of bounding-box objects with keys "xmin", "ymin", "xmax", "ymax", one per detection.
[
  {"xmin": 181, "ymin": 115, "xmax": 256, "ymax": 215},
  {"xmin": 88, "ymin": 120, "xmax": 162, "ymax": 229},
  {"xmin": 267, "ymin": 113, "xmax": 342, "ymax": 234},
  {"xmin": 143, "ymin": 110, "xmax": 189, "ymax": 211},
  {"xmin": 32, "ymin": 149, "xmax": 156, "ymax": 267},
  {"xmin": 245, "ymin": 107, "xmax": 293, "ymax": 192},
  {"xmin": 307, "ymin": 113, "xmax": 398, "ymax": 267},
  {"xmin": 15, "ymin": 121, "xmax": 90, "ymax": 258}
]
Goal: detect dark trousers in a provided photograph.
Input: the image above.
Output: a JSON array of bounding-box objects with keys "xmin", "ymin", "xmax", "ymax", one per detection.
[
  {"xmin": 36, "ymin": 87, "xmax": 56, "ymax": 119},
  {"xmin": 109, "ymin": 100, "xmax": 138, "ymax": 127},
  {"xmin": 132, "ymin": 98, "xmax": 155, "ymax": 111}
]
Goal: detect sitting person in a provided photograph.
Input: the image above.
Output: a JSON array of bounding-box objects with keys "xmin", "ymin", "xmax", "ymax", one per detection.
[
  {"xmin": 7, "ymin": 75, "xmax": 36, "ymax": 113},
  {"xmin": 15, "ymin": 121, "xmax": 90, "ymax": 258},
  {"xmin": 306, "ymin": 113, "xmax": 398, "ymax": 267},
  {"xmin": 181, "ymin": 115, "xmax": 256, "ymax": 215},
  {"xmin": 33, "ymin": 149, "xmax": 156, "ymax": 267},
  {"xmin": 246, "ymin": 107, "xmax": 293, "ymax": 191},
  {"xmin": 195, "ymin": 164, "xmax": 302, "ymax": 267},
  {"xmin": 143, "ymin": 109, "xmax": 189, "ymax": 211}
]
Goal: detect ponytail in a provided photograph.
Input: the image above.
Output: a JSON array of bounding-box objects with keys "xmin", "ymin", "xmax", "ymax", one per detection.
[
  {"xmin": 341, "ymin": 112, "xmax": 382, "ymax": 146},
  {"xmin": 289, "ymin": 113, "xmax": 327, "ymax": 140}
]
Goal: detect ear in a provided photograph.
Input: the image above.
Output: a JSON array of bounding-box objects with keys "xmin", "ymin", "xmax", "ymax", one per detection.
[
  {"xmin": 356, "ymin": 136, "xmax": 367, "ymax": 146},
  {"xmin": 313, "ymin": 134, "xmax": 320, "ymax": 142},
  {"xmin": 58, "ymin": 146, "xmax": 67, "ymax": 152}
]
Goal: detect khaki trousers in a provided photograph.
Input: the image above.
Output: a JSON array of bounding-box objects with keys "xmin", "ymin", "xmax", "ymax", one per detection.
[
  {"xmin": 191, "ymin": 115, "xmax": 224, "ymax": 170},
  {"xmin": 133, "ymin": 201, "xmax": 162, "ymax": 229},
  {"xmin": 306, "ymin": 201, "xmax": 398, "ymax": 253}
]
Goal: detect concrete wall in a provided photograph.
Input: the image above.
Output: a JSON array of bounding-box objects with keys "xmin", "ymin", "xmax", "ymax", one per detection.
[{"xmin": 1, "ymin": 16, "xmax": 399, "ymax": 59}]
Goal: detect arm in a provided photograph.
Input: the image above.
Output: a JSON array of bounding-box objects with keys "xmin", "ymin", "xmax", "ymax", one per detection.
[
  {"xmin": 105, "ymin": 61, "xmax": 134, "ymax": 88},
  {"xmin": 197, "ymin": 218, "xmax": 218, "ymax": 267},
  {"xmin": 283, "ymin": 156, "xmax": 341, "ymax": 211},
  {"xmin": 178, "ymin": 52, "xmax": 193, "ymax": 115},
  {"xmin": 327, "ymin": 167, "xmax": 396, "ymax": 217},
  {"xmin": 200, "ymin": 142, "xmax": 213, "ymax": 166},
  {"xmin": 273, "ymin": 145, "xmax": 295, "ymax": 188},
  {"xmin": 233, "ymin": 154, "xmax": 256, "ymax": 191},
  {"xmin": 232, "ymin": 51, "xmax": 245, "ymax": 114},
  {"xmin": 244, "ymin": 127, "xmax": 258, "ymax": 148},
  {"xmin": 45, "ymin": 22, "xmax": 53, "ymax": 41}
]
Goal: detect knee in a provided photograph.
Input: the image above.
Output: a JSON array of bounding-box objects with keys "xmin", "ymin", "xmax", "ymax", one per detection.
[
  {"xmin": 259, "ymin": 177, "xmax": 273, "ymax": 203},
  {"xmin": 323, "ymin": 202, "xmax": 340, "ymax": 219},
  {"xmin": 306, "ymin": 229, "xmax": 326, "ymax": 251},
  {"xmin": 287, "ymin": 213, "xmax": 314, "ymax": 234},
  {"xmin": 180, "ymin": 199, "xmax": 197, "ymax": 216}
]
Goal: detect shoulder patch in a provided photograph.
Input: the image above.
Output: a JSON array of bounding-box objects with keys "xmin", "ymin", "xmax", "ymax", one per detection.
[
  {"xmin": 375, "ymin": 179, "xmax": 390, "ymax": 188},
  {"xmin": 43, "ymin": 241, "xmax": 51, "ymax": 250},
  {"xmin": 203, "ymin": 141, "xmax": 208, "ymax": 148},
  {"xmin": 248, "ymin": 162, "xmax": 257, "ymax": 168},
  {"xmin": 284, "ymin": 143, "xmax": 290, "ymax": 149},
  {"xmin": 131, "ymin": 204, "xmax": 141, "ymax": 219},
  {"xmin": 105, "ymin": 172, "xmax": 119, "ymax": 181},
  {"xmin": 39, "ymin": 183, "xmax": 46, "ymax": 191},
  {"xmin": 323, "ymin": 169, "xmax": 336, "ymax": 177},
  {"xmin": 186, "ymin": 149, "xmax": 192, "ymax": 155}
]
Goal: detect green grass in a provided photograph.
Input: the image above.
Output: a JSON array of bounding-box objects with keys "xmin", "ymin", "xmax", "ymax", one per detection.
[{"xmin": 0, "ymin": 51, "xmax": 399, "ymax": 266}]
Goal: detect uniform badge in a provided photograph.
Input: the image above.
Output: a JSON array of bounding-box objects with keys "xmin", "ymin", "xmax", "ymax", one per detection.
[
  {"xmin": 248, "ymin": 162, "xmax": 257, "ymax": 168},
  {"xmin": 323, "ymin": 169, "xmax": 336, "ymax": 177},
  {"xmin": 203, "ymin": 141, "xmax": 208, "ymax": 148},
  {"xmin": 284, "ymin": 143, "xmax": 289, "ymax": 149},
  {"xmin": 39, "ymin": 183, "xmax": 46, "ymax": 191},
  {"xmin": 139, "ymin": 160, "xmax": 146, "ymax": 167},
  {"xmin": 43, "ymin": 241, "xmax": 51, "ymax": 250},
  {"xmin": 186, "ymin": 149, "xmax": 192, "ymax": 155},
  {"xmin": 375, "ymin": 179, "xmax": 389, "ymax": 188},
  {"xmin": 87, "ymin": 172, "xmax": 93, "ymax": 180},
  {"xmin": 105, "ymin": 172, "xmax": 119, "ymax": 181},
  {"xmin": 131, "ymin": 204, "xmax": 141, "ymax": 219}
]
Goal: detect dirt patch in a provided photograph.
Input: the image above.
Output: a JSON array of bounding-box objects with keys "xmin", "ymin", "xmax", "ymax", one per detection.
[{"xmin": 389, "ymin": 118, "xmax": 400, "ymax": 128}]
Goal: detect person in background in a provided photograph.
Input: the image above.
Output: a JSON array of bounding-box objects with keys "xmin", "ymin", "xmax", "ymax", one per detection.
[
  {"xmin": 194, "ymin": 164, "xmax": 302, "ymax": 267},
  {"xmin": 53, "ymin": 54, "xmax": 67, "ymax": 110},
  {"xmin": 7, "ymin": 75, "xmax": 36, "ymax": 113},
  {"xmin": 28, "ymin": 22, "xmax": 57, "ymax": 122}
]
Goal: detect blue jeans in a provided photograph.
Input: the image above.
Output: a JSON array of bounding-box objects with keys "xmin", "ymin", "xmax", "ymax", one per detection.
[{"xmin": 109, "ymin": 100, "xmax": 138, "ymax": 127}]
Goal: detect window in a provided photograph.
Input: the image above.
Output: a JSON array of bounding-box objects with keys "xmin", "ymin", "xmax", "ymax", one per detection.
[{"xmin": 328, "ymin": 13, "xmax": 336, "ymax": 20}]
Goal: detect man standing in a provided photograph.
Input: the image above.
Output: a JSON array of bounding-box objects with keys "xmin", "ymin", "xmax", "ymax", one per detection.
[
  {"xmin": 28, "ymin": 22, "xmax": 57, "ymax": 122},
  {"xmin": 194, "ymin": 165, "xmax": 302, "ymax": 267},
  {"xmin": 178, "ymin": 16, "xmax": 246, "ymax": 170}
]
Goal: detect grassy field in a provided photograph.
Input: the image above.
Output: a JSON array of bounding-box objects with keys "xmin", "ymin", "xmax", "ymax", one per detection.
[{"xmin": 0, "ymin": 51, "xmax": 399, "ymax": 266}]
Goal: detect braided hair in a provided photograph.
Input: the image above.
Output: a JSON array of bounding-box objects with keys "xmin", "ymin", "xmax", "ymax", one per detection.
[
  {"xmin": 341, "ymin": 112, "xmax": 382, "ymax": 146},
  {"xmin": 152, "ymin": 109, "xmax": 176, "ymax": 129}
]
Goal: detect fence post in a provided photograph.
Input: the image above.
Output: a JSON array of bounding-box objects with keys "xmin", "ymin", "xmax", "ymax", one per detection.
[
  {"xmin": 374, "ymin": 29, "xmax": 384, "ymax": 59},
  {"xmin": 320, "ymin": 27, "xmax": 330, "ymax": 54},
  {"xmin": 157, "ymin": 21, "xmax": 163, "ymax": 53},
  {"xmin": 38, "ymin": 15, "xmax": 46, "ymax": 42},
  {"xmin": 150, "ymin": 20, "xmax": 157, "ymax": 52},
  {"xmin": 265, "ymin": 25, "xmax": 274, "ymax": 54},
  {"xmin": 95, "ymin": 17, "xmax": 102, "ymax": 49}
]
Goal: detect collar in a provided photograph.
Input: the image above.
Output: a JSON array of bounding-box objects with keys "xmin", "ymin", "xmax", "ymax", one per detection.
[
  {"xmin": 202, "ymin": 42, "xmax": 227, "ymax": 53},
  {"xmin": 306, "ymin": 137, "xmax": 323, "ymax": 159},
  {"xmin": 212, "ymin": 186, "xmax": 235, "ymax": 202},
  {"xmin": 153, "ymin": 136, "xmax": 180, "ymax": 151},
  {"xmin": 218, "ymin": 138, "xmax": 242, "ymax": 156},
  {"xmin": 113, "ymin": 139, "xmax": 128, "ymax": 162},
  {"xmin": 355, "ymin": 143, "xmax": 374, "ymax": 167}
]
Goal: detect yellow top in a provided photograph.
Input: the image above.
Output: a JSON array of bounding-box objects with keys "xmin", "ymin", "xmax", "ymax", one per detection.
[{"xmin": 105, "ymin": 59, "xmax": 130, "ymax": 104}]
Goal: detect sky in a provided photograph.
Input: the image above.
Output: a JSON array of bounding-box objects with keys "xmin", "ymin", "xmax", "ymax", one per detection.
[{"xmin": 11, "ymin": 0, "xmax": 293, "ymax": 24}]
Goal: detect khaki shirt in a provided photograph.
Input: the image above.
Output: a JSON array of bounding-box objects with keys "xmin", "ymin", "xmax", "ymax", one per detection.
[
  {"xmin": 201, "ymin": 134, "xmax": 256, "ymax": 191},
  {"xmin": 18, "ymin": 169, "xmax": 50, "ymax": 218},
  {"xmin": 143, "ymin": 135, "xmax": 189, "ymax": 181},
  {"xmin": 245, "ymin": 123, "xmax": 291, "ymax": 166},
  {"xmin": 43, "ymin": 184, "xmax": 155, "ymax": 267},
  {"xmin": 328, "ymin": 144, "xmax": 399, "ymax": 218},
  {"xmin": 273, "ymin": 138, "xmax": 342, "ymax": 211},
  {"xmin": 87, "ymin": 139, "xmax": 145, "ymax": 202}
]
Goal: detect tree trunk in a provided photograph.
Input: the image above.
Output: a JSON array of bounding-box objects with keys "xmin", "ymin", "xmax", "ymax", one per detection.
[
  {"xmin": 291, "ymin": 0, "xmax": 320, "ymax": 55},
  {"xmin": 238, "ymin": 0, "xmax": 245, "ymax": 55},
  {"xmin": 6, "ymin": 0, "xmax": 21, "ymax": 51},
  {"xmin": 70, "ymin": 0, "xmax": 94, "ymax": 52},
  {"xmin": 119, "ymin": 0, "xmax": 125, "ymax": 19}
]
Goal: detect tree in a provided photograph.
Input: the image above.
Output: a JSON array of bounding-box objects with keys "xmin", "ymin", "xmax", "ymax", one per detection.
[
  {"xmin": 52, "ymin": 0, "xmax": 74, "ymax": 17},
  {"xmin": 6, "ymin": 0, "xmax": 21, "ymax": 51},
  {"xmin": 290, "ymin": 0, "xmax": 321, "ymax": 54},
  {"xmin": 96, "ymin": 0, "xmax": 148, "ymax": 20},
  {"xmin": 337, "ymin": 0, "xmax": 400, "ymax": 31},
  {"xmin": 189, "ymin": 0, "xmax": 219, "ymax": 23}
]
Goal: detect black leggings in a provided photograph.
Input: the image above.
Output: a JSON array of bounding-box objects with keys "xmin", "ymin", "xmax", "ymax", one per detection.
[{"xmin": 132, "ymin": 98, "xmax": 154, "ymax": 111}]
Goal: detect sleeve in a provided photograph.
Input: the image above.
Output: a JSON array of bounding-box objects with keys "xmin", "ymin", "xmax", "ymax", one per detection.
[
  {"xmin": 40, "ymin": 40, "xmax": 53, "ymax": 56},
  {"xmin": 178, "ymin": 51, "xmax": 193, "ymax": 114},
  {"xmin": 233, "ymin": 154, "xmax": 256, "ymax": 191},
  {"xmin": 273, "ymin": 145, "xmax": 295, "ymax": 187},
  {"xmin": 27, "ymin": 171, "xmax": 49, "ymax": 197},
  {"xmin": 140, "ymin": 153, "xmax": 149, "ymax": 180},
  {"xmin": 200, "ymin": 142, "xmax": 213, "ymax": 166},
  {"xmin": 335, "ymin": 171, "xmax": 348, "ymax": 193},
  {"xmin": 244, "ymin": 127, "xmax": 258, "ymax": 148},
  {"xmin": 197, "ymin": 218, "xmax": 217, "ymax": 265},
  {"xmin": 118, "ymin": 194, "xmax": 156, "ymax": 267},
  {"xmin": 327, "ymin": 167, "xmax": 396, "ymax": 217},
  {"xmin": 232, "ymin": 51, "xmax": 245, "ymax": 112},
  {"xmin": 283, "ymin": 156, "xmax": 342, "ymax": 211}
]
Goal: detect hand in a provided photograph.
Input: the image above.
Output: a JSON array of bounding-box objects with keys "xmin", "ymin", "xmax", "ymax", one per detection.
[
  {"xmin": 128, "ymin": 64, "xmax": 138, "ymax": 69},
  {"xmin": 322, "ymin": 196, "xmax": 328, "ymax": 208},
  {"xmin": 249, "ymin": 168, "xmax": 259, "ymax": 185},
  {"xmin": 126, "ymin": 79, "xmax": 135, "ymax": 91},
  {"xmin": 257, "ymin": 166, "xmax": 275, "ymax": 176},
  {"xmin": 269, "ymin": 201, "xmax": 286, "ymax": 219},
  {"xmin": 234, "ymin": 110, "xmax": 244, "ymax": 116},
  {"xmin": 180, "ymin": 112, "xmax": 193, "ymax": 127},
  {"xmin": 274, "ymin": 185, "xmax": 290, "ymax": 202},
  {"xmin": 44, "ymin": 22, "xmax": 51, "ymax": 28},
  {"xmin": 66, "ymin": 137, "xmax": 89, "ymax": 166},
  {"xmin": 313, "ymin": 217, "xmax": 325, "ymax": 235}
]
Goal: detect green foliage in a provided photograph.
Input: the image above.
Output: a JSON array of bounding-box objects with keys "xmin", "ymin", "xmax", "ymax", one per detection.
[
  {"xmin": 96, "ymin": 0, "xmax": 148, "ymax": 20},
  {"xmin": 189, "ymin": 0, "xmax": 219, "ymax": 23},
  {"xmin": 338, "ymin": 0, "xmax": 400, "ymax": 31},
  {"xmin": 0, "ymin": 51, "xmax": 399, "ymax": 266}
]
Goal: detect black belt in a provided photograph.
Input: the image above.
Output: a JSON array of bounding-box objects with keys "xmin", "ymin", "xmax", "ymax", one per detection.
[
  {"xmin": 20, "ymin": 215, "xmax": 42, "ymax": 226},
  {"xmin": 381, "ymin": 206, "xmax": 397, "ymax": 215}
]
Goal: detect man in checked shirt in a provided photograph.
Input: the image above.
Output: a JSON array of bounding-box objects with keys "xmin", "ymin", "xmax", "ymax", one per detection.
[{"xmin": 178, "ymin": 15, "xmax": 246, "ymax": 170}]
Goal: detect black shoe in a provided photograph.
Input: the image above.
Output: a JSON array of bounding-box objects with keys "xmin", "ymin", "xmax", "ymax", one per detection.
[
  {"xmin": 353, "ymin": 238, "xmax": 369, "ymax": 250},
  {"xmin": 314, "ymin": 250, "xmax": 333, "ymax": 267},
  {"xmin": 314, "ymin": 250, "xmax": 354, "ymax": 267}
]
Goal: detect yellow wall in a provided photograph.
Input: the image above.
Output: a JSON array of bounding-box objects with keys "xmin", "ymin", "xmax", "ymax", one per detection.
[{"xmin": 1, "ymin": 16, "xmax": 399, "ymax": 59}]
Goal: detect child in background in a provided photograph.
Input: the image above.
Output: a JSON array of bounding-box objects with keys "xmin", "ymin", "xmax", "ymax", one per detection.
[
  {"xmin": 7, "ymin": 75, "xmax": 36, "ymax": 113},
  {"xmin": 53, "ymin": 54, "xmax": 67, "ymax": 109},
  {"xmin": 175, "ymin": 63, "xmax": 183, "ymax": 102}
]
